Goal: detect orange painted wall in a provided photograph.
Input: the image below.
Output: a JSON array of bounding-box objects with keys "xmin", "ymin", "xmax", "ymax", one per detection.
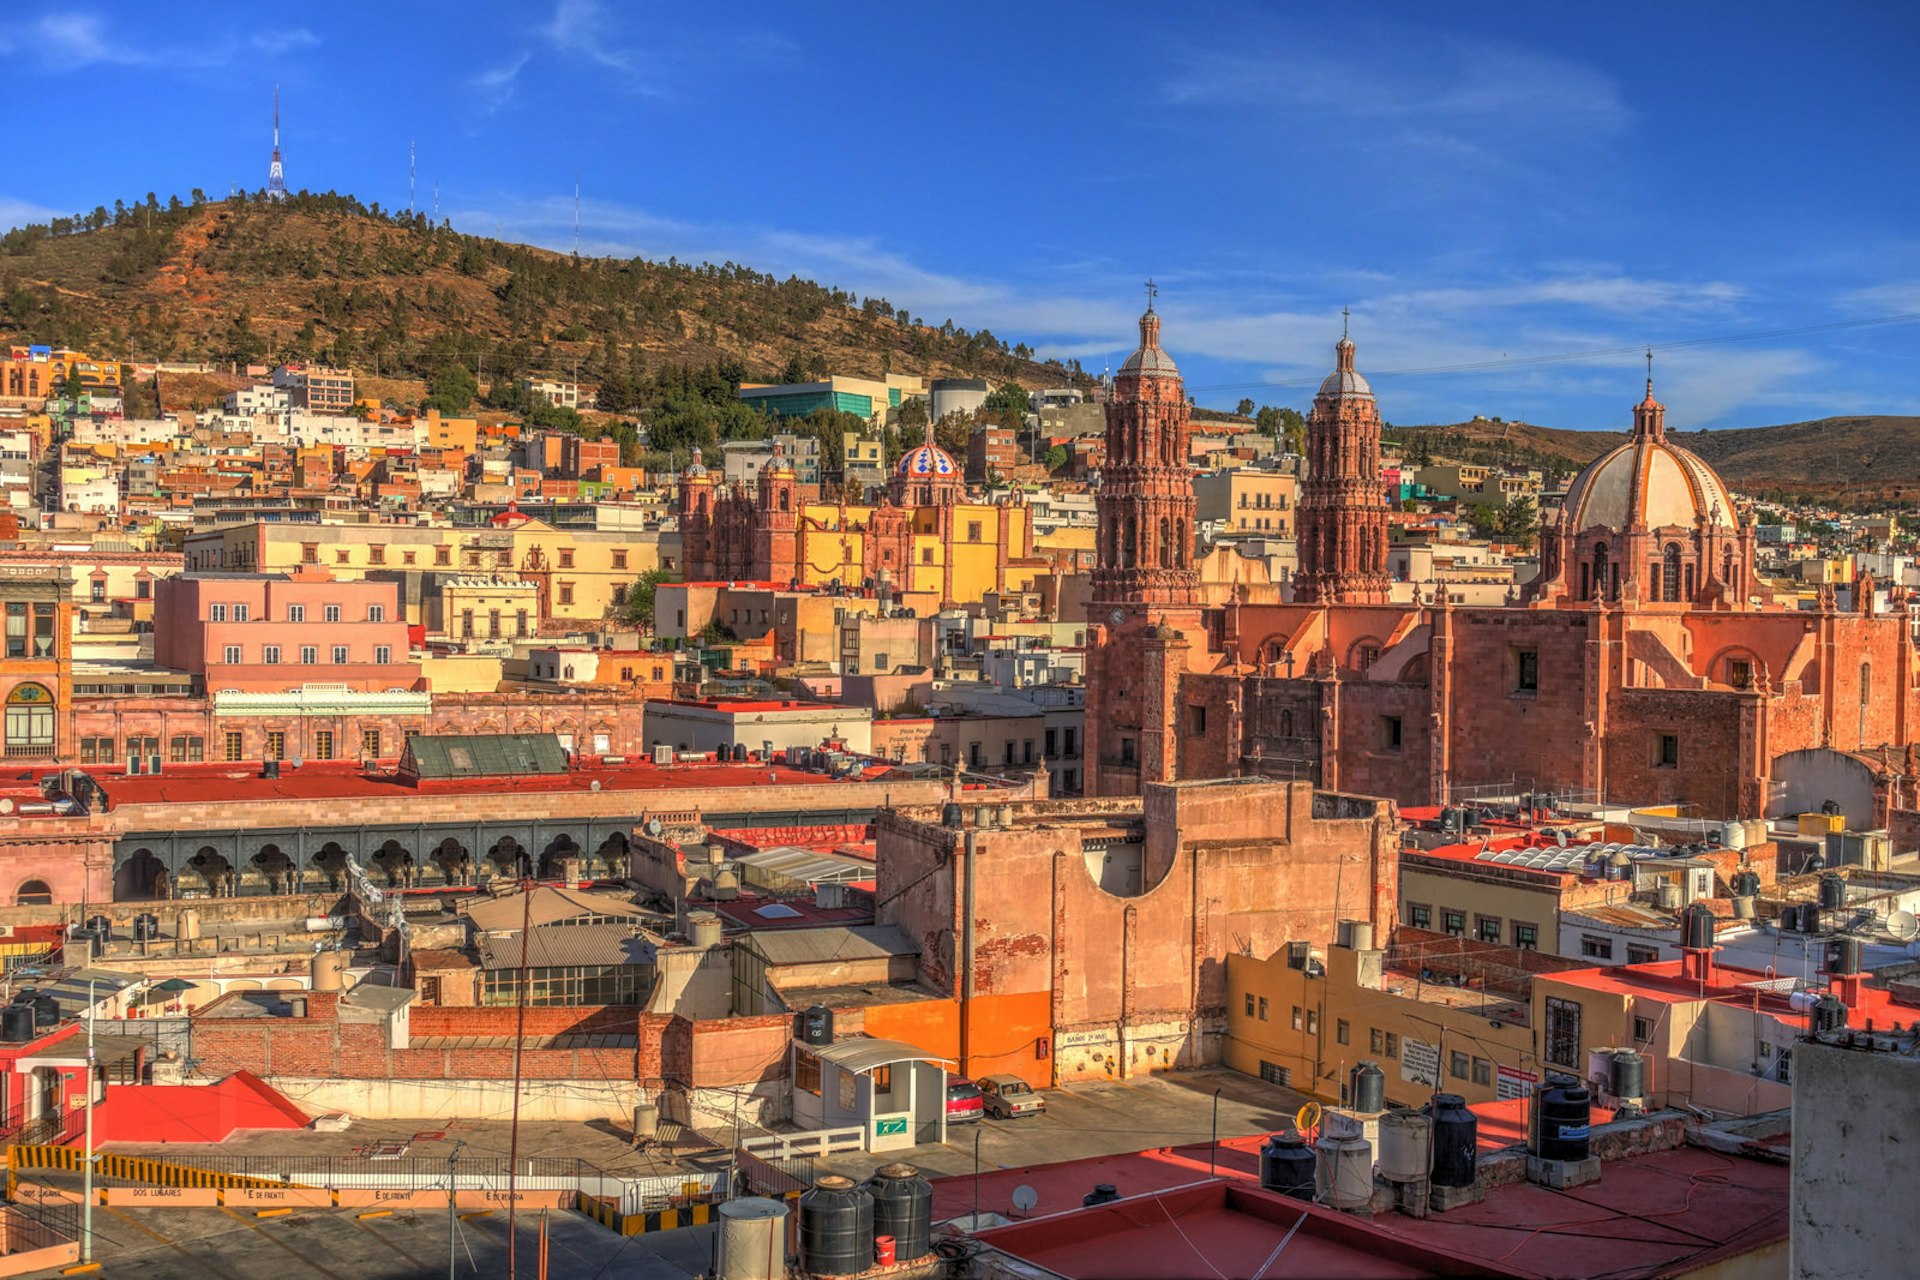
[{"xmin": 862, "ymin": 991, "xmax": 1053, "ymax": 1090}]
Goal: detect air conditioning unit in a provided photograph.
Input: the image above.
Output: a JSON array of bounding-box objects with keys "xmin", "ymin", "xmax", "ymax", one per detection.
[{"xmin": 652, "ymin": 744, "xmax": 673, "ymax": 766}]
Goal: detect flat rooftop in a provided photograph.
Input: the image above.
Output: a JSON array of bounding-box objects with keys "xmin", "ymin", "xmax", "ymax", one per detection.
[{"xmin": 93, "ymin": 757, "xmax": 893, "ymax": 808}]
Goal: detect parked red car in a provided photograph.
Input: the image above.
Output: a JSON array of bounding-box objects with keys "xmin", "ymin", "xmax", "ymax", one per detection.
[{"xmin": 945, "ymin": 1078, "xmax": 985, "ymax": 1123}]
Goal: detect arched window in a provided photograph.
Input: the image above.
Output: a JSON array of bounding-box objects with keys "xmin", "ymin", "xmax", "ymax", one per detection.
[
  {"xmin": 1722, "ymin": 545, "xmax": 1735, "ymax": 591},
  {"xmin": 1175, "ymin": 519, "xmax": 1187, "ymax": 568},
  {"xmin": 1591, "ymin": 543, "xmax": 1610, "ymax": 602},
  {"xmin": 3, "ymin": 684, "xmax": 54, "ymax": 760},
  {"xmin": 1281, "ymin": 710, "xmax": 1295, "ymax": 737},
  {"xmin": 1159, "ymin": 517, "xmax": 1172, "ymax": 568},
  {"xmin": 1124, "ymin": 515, "xmax": 1138, "ymax": 568},
  {"xmin": 1662, "ymin": 543, "xmax": 1682, "ymax": 603},
  {"xmin": 14, "ymin": 880, "xmax": 50, "ymax": 906}
]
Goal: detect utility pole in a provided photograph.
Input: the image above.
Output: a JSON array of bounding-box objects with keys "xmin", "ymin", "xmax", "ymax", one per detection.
[
  {"xmin": 81, "ymin": 977, "xmax": 99, "ymax": 1263},
  {"xmin": 446, "ymin": 1137, "xmax": 467, "ymax": 1279}
]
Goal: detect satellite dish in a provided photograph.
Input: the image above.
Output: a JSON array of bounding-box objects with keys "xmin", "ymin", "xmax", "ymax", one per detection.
[
  {"xmin": 590, "ymin": 780, "xmax": 602, "ymax": 792},
  {"xmin": 1010, "ymin": 1185, "xmax": 1038, "ymax": 1214},
  {"xmin": 1555, "ymin": 829, "xmax": 1568, "ymax": 848},
  {"xmin": 646, "ymin": 818, "xmax": 664, "ymax": 836},
  {"xmin": 1889, "ymin": 910, "xmax": 1919, "ymax": 942},
  {"xmin": 0, "ymin": 798, "xmax": 13, "ymax": 814}
]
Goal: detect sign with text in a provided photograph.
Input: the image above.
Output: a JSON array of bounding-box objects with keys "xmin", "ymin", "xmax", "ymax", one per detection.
[
  {"xmin": 1400, "ymin": 1038, "xmax": 1440, "ymax": 1088},
  {"xmin": 874, "ymin": 1115, "xmax": 909, "ymax": 1138},
  {"xmin": 1496, "ymin": 1064, "xmax": 1539, "ymax": 1101}
]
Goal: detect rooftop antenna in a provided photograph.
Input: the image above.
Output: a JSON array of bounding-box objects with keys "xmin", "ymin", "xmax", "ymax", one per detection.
[
  {"xmin": 572, "ymin": 175, "xmax": 581, "ymax": 257},
  {"xmin": 409, "ymin": 140, "xmax": 416, "ymax": 217},
  {"xmin": 267, "ymin": 85, "xmax": 286, "ymax": 201},
  {"xmin": 433, "ymin": 181, "xmax": 440, "ymax": 222}
]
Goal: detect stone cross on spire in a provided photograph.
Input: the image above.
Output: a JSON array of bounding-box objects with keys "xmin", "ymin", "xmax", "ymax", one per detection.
[{"xmin": 1145, "ymin": 278, "xmax": 1157, "ymax": 312}]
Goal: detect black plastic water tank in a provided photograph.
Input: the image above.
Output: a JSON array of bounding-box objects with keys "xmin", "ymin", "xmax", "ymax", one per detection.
[
  {"xmin": 1732, "ymin": 868, "xmax": 1761, "ymax": 898},
  {"xmin": 133, "ymin": 914, "xmax": 160, "ymax": 942},
  {"xmin": 797, "ymin": 1175, "xmax": 874, "ymax": 1278},
  {"xmin": 1609, "ymin": 1049, "xmax": 1646, "ymax": 1101},
  {"xmin": 798, "ymin": 1004, "xmax": 834, "ymax": 1047},
  {"xmin": 1258, "ymin": 1134, "xmax": 1316, "ymax": 1200},
  {"xmin": 1422, "ymin": 1093, "xmax": 1479, "ymax": 1187},
  {"xmin": 0, "ymin": 1005, "xmax": 32, "ymax": 1043},
  {"xmin": 865, "ymin": 1163, "xmax": 932, "ymax": 1262},
  {"xmin": 1529, "ymin": 1076, "xmax": 1592, "ymax": 1162},
  {"xmin": 85, "ymin": 915, "xmax": 112, "ymax": 942},
  {"xmin": 1081, "ymin": 1182, "xmax": 1121, "ymax": 1207},
  {"xmin": 1681, "ymin": 904, "xmax": 1715, "ymax": 951},
  {"xmin": 1819, "ymin": 873, "xmax": 1847, "ymax": 911},
  {"xmin": 1348, "ymin": 1060, "xmax": 1386, "ymax": 1113},
  {"xmin": 1826, "ymin": 935, "xmax": 1863, "ymax": 976},
  {"xmin": 30, "ymin": 995, "xmax": 59, "ymax": 1028}
]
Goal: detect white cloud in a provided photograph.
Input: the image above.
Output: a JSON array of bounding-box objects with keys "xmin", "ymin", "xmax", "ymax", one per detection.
[
  {"xmin": 541, "ymin": 0, "xmax": 637, "ymax": 72},
  {"xmin": 26, "ymin": 11, "xmax": 318, "ymax": 68},
  {"xmin": 0, "ymin": 196, "xmax": 59, "ymax": 232}
]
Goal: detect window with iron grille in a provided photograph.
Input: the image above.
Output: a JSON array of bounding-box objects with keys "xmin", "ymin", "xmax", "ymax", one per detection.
[{"xmin": 1545, "ymin": 996, "xmax": 1582, "ymax": 1068}]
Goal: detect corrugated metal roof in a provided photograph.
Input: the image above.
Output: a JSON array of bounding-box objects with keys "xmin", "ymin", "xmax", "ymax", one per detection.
[
  {"xmin": 466, "ymin": 885, "xmax": 646, "ymax": 932},
  {"xmin": 816, "ymin": 1036, "xmax": 953, "ymax": 1074},
  {"xmin": 744, "ymin": 925, "xmax": 916, "ymax": 966},
  {"xmin": 477, "ymin": 922, "xmax": 656, "ymax": 971},
  {"xmin": 733, "ymin": 846, "xmax": 872, "ymax": 888},
  {"xmin": 400, "ymin": 733, "xmax": 570, "ymax": 780}
]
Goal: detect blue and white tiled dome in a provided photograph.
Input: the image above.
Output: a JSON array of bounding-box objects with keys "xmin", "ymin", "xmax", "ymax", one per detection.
[{"xmin": 898, "ymin": 441, "xmax": 958, "ymax": 478}]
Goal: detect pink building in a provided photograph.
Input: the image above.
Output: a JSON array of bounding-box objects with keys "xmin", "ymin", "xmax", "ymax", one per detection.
[{"xmin": 154, "ymin": 570, "xmax": 421, "ymax": 693}]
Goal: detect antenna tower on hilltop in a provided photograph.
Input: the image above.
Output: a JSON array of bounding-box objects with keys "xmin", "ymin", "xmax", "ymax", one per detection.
[
  {"xmin": 409, "ymin": 140, "xmax": 416, "ymax": 216},
  {"xmin": 573, "ymin": 175, "xmax": 581, "ymax": 257},
  {"xmin": 267, "ymin": 86, "xmax": 287, "ymax": 201}
]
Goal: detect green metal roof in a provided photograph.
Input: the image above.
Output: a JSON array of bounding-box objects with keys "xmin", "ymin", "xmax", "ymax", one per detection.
[{"xmin": 399, "ymin": 733, "xmax": 571, "ymax": 780}]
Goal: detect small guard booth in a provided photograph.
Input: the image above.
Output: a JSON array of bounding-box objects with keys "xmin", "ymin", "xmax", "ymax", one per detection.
[{"xmin": 793, "ymin": 1036, "xmax": 951, "ymax": 1152}]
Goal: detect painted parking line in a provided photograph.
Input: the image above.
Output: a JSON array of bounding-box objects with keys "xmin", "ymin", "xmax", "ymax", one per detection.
[
  {"xmin": 216, "ymin": 1206, "xmax": 348, "ymax": 1280},
  {"xmin": 98, "ymin": 1204, "xmax": 247, "ymax": 1280}
]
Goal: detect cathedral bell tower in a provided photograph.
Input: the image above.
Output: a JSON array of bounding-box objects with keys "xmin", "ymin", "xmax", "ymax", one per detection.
[
  {"xmin": 1086, "ymin": 288, "xmax": 1204, "ymax": 797},
  {"xmin": 1294, "ymin": 322, "xmax": 1391, "ymax": 604}
]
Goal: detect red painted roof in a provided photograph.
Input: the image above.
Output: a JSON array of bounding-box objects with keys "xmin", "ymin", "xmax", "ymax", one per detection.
[
  {"xmin": 1550, "ymin": 955, "xmax": 1920, "ymax": 1023},
  {"xmin": 88, "ymin": 1072, "xmax": 310, "ymax": 1144},
  {"xmin": 97, "ymin": 758, "xmax": 861, "ymax": 807}
]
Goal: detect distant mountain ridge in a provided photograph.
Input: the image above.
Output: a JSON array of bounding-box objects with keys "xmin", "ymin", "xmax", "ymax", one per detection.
[
  {"xmin": 1390, "ymin": 415, "xmax": 1920, "ymax": 505},
  {"xmin": 0, "ymin": 192, "xmax": 1082, "ymax": 393}
]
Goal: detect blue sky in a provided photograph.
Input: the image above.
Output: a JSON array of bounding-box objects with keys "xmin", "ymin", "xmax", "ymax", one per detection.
[{"xmin": 3, "ymin": 1, "xmax": 1917, "ymax": 428}]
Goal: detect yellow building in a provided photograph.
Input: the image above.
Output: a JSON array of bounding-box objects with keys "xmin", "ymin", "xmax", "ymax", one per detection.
[
  {"xmin": 182, "ymin": 517, "xmax": 667, "ymax": 626},
  {"xmin": 421, "ymin": 410, "xmax": 479, "ymax": 452},
  {"xmin": 1226, "ymin": 927, "xmax": 1574, "ymax": 1109},
  {"xmin": 1194, "ymin": 467, "xmax": 1297, "ymax": 537}
]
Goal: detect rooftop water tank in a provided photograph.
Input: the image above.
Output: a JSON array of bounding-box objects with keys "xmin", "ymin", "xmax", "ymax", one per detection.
[
  {"xmin": 1348, "ymin": 1061, "xmax": 1386, "ymax": 1114},
  {"xmin": 1609, "ymin": 1049, "xmax": 1646, "ymax": 1102},
  {"xmin": 797, "ymin": 1176, "xmax": 873, "ymax": 1278},
  {"xmin": 1377, "ymin": 1109, "xmax": 1434, "ymax": 1184},
  {"xmin": 1819, "ymin": 873, "xmax": 1847, "ymax": 911},
  {"xmin": 1314, "ymin": 1131, "xmax": 1373, "ymax": 1210},
  {"xmin": 0, "ymin": 1006, "xmax": 32, "ymax": 1043},
  {"xmin": 1528, "ymin": 1076, "xmax": 1591, "ymax": 1162},
  {"xmin": 689, "ymin": 912, "xmax": 724, "ymax": 948},
  {"xmin": 863, "ymin": 1164, "xmax": 932, "ymax": 1264},
  {"xmin": 1422, "ymin": 1093, "xmax": 1478, "ymax": 1188},
  {"xmin": 799, "ymin": 1004, "xmax": 834, "ymax": 1047},
  {"xmin": 716, "ymin": 1196, "xmax": 787, "ymax": 1280},
  {"xmin": 1259, "ymin": 1134, "xmax": 1316, "ymax": 1200}
]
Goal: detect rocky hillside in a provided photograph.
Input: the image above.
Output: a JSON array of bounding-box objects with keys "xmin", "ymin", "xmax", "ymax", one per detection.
[{"xmin": 0, "ymin": 192, "xmax": 1084, "ymax": 392}]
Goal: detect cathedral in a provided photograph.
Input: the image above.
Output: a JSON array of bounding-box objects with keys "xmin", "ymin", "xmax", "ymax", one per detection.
[
  {"xmin": 1085, "ymin": 307, "xmax": 1919, "ymax": 819},
  {"xmin": 678, "ymin": 429, "xmax": 1034, "ymax": 605}
]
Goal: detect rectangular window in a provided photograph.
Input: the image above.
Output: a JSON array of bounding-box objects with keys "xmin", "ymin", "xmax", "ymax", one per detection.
[
  {"xmin": 1381, "ymin": 715, "xmax": 1402, "ymax": 751},
  {"xmin": 1045, "ymin": 729, "xmax": 1058, "ymax": 757},
  {"xmin": 496, "ymin": 550, "xmax": 512, "ymax": 568},
  {"xmin": 1244, "ymin": 993, "xmax": 1256, "ymax": 1017},
  {"xmin": 1545, "ymin": 996, "xmax": 1583, "ymax": 1068},
  {"xmin": 1065, "ymin": 727, "xmax": 1078, "ymax": 756},
  {"xmin": 1258, "ymin": 1061, "xmax": 1293, "ymax": 1088},
  {"xmin": 1472, "ymin": 1057, "xmax": 1492, "ymax": 1086},
  {"xmin": 611, "ymin": 549, "xmax": 628, "ymax": 570},
  {"xmin": 287, "ymin": 604, "xmax": 305, "ymax": 622},
  {"xmin": 89, "ymin": 580, "xmax": 105, "ymax": 602},
  {"xmin": 967, "ymin": 521, "xmax": 982, "ymax": 542},
  {"xmin": 1476, "ymin": 915, "xmax": 1502, "ymax": 943},
  {"xmin": 1190, "ymin": 704, "xmax": 1207, "ymax": 735},
  {"xmin": 369, "ymin": 604, "xmax": 385, "ymax": 622},
  {"xmin": 265, "ymin": 731, "xmax": 285, "ymax": 762},
  {"xmin": 335, "ymin": 549, "xmax": 350, "ymax": 564},
  {"xmin": 1336, "ymin": 1019, "xmax": 1350, "ymax": 1046},
  {"xmin": 301, "ymin": 543, "xmax": 319, "ymax": 564},
  {"xmin": 436, "ymin": 546, "xmax": 452, "ymax": 566},
  {"xmin": 300, "ymin": 646, "xmax": 317, "ymax": 664},
  {"xmin": 1258, "ymin": 996, "xmax": 1269, "ymax": 1021},
  {"xmin": 558, "ymin": 584, "xmax": 575, "ymax": 606},
  {"xmin": 1657, "ymin": 733, "xmax": 1679, "ymax": 768},
  {"xmin": 1442, "ymin": 910, "xmax": 1466, "ymax": 937},
  {"xmin": 489, "ymin": 610, "xmax": 502, "ymax": 639},
  {"xmin": 1450, "ymin": 1050, "xmax": 1470, "ymax": 1080},
  {"xmin": 314, "ymin": 730, "xmax": 334, "ymax": 761},
  {"xmin": 1371, "ymin": 1028, "xmax": 1385, "ymax": 1054},
  {"xmin": 1516, "ymin": 649, "xmax": 1539, "ymax": 693},
  {"xmin": 324, "ymin": 604, "xmax": 341, "ymax": 623},
  {"xmin": 460, "ymin": 609, "xmax": 475, "ymax": 637},
  {"xmin": 1727, "ymin": 658, "xmax": 1752, "ymax": 689},
  {"xmin": 210, "ymin": 604, "xmax": 227, "ymax": 622},
  {"xmin": 1627, "ymin": 945, "xmax": 1659, "ymax": 965},
  {"xmin": 222, "ymin": 645, "xmax": 242, "ymax": 664},
  {"xmin": 1383, "ymin": 1032, "xmax": 1399, "ymax": 1059},
  {"xmin": 375, "ymin": 645, "xmax": 392, "ymax": 664},
  {"xmin": 368, "ymin": 545, "xmax": 386, "ymax": 565},
  {"xmin": 1407, "ymin": 903, "xmax": 1432, "ymax": 930},
  {"xmin": 1306, "ymin": 1010, "xmax": 1319, "ymax": 1035},
  {"xmin": 1291, "ymin": 1006, "xmax": 1302, "ymax": 1031},
  {"xmin": 558, "ymin": 548, "xmax": 575, "ymax": 568},
  {"xmin": 263, "ymin": 645, "xmax": 281, "ymax": 665},
  {"xmin": 232, "ymin": 604, "xmax": 249, "ymax": 622},
  {"xmin": 329, "ymin": 645, "xmax": 348, "ymax": 664},
  {"xmin": 168, "ymin": 735, "xmax": 204, "ymax": 763},
  {"xmin": 223, "ymin": 731, "xmax": 244, "ymax": 762},
  {"xmin": 403, "ymin": 551, "xmax": 417, "ymax": 566},
  {"xmin": 795, "ymin": 1050, "xmax": 821, "ymax": 1097},
  {"xmin": 1582, "ymin": 935, "xmax": 1615, "ymax": 960},
  {"xmin": 362, "ymin": 729, "xmax": 381, "ymax": 759},
  {"xmin": 1633, "ymin": 1016, "xmax": 1654, "ymax": 1042},
  {"xmin": 1513, "ymin": 922, "xmax": 1539, "ymax": 951},
  {"xmin": 4, "ymin": 602, "xmax": 21, "ymax": 658},
  {"xmin": 1120, "ymin": 737, "xmax": 1135, "ymax": 764}
]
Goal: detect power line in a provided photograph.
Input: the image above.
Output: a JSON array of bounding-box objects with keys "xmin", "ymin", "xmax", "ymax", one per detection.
[{"xmin": 1181, "ymin": 309, "xmax": 1920, "ymax": 396}]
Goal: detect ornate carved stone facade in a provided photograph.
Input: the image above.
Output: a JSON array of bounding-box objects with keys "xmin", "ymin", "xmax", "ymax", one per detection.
[{"xmin": 1294, "ymin": 333, "xmax": 1390, "ymax": 604}]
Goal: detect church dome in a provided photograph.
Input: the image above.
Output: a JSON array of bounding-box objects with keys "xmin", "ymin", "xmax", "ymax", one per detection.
[
  {"xmin": 1563, "ymin": 388, "xmax": 1735, "ymax": 533},
  {"xmin": 682, "ymin": 446, "xmax": 709, "ymax": 479},
  {"xmin": 1318, "ymin": 337, "xmax": 1372, "ymax": 398},
  {"xmin": 1120, "ymin": 307, "xmax": 1178, "ymax": 376},
  {"xmin": 898, "ymin": 440, "xmax": 958, "ymax": 479}
]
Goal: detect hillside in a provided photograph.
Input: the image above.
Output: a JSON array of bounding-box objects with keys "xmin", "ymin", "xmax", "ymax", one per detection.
[
  {"xmin": 0, "ymin": 192, "xmax": 1084, "ymax": 395},
  {"xmin": 1388, "ymin": 416, "xmax": 1920, "ymax": 506}
]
